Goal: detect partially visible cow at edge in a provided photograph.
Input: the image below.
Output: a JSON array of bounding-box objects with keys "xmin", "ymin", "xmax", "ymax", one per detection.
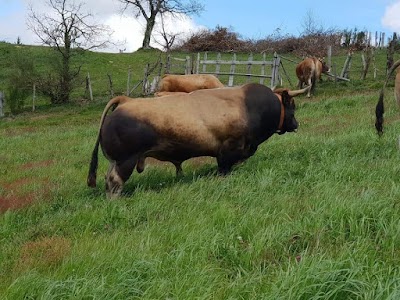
[
  {"xmin": 375, "ymin": 59, "xmax": 400, "ymax": 135},
  {"xmin": 87, "ymin": 83, "xmax": 310, "ymax": 198},
  {"xmin": 296, "ymin": 57, "xmax": 330, "ymax": 97},
  {"xmin": 155, "ymin": 74, "xmax": 224, "ymax": 97}
]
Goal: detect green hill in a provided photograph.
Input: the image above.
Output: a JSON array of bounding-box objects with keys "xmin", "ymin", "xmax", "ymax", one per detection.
[{"xmin": 1, "ymin": 41, "xmax": 400, "ymax": 299}]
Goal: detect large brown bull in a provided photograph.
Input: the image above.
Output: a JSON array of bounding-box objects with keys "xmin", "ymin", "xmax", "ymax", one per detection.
[
  {"xmin": 296, "ymin": 57, "xmax": 330, "ymax": 97},
  {"xmin": 156, "ymin": 74, "xmax": 224, "ymax": 95},
  {"xmin": 87, "ymin": 83, "xmax": 310, "ymax": 198},
  {"xmin": 375, "ymin": 59, "xmax": 400, "ymax": 135}
]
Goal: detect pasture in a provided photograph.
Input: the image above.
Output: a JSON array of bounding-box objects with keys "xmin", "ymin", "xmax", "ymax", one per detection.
[{"xmin": 1, "ymin": 44, "xmax": 400, "ymax": 299}]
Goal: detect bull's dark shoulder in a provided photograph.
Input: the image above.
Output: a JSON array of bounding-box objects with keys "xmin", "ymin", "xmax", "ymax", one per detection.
[
  {"xmin": 101, "ymin": 110, "xmax": 158, "ymax": 161},
  {"xmin": 242, "ymin": 83, "xmax": 281, "ymax": 144}
]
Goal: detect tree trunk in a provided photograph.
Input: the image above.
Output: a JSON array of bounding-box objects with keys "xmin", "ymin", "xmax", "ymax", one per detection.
[
  {"xmin": 60, "ymin": 33, "xmax": 71, "ymax": 103},
  {"xmin": 142, "ymin": 16, "xmax": 156, "ymax": 49},
  {"xmin": 60, "ymin": 55, "xmax": 70, "ymax": 103}
]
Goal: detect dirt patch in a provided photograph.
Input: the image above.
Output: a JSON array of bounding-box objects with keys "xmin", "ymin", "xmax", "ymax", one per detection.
[
  {"xmin": 2, "ymin": 178, "xmax": 34, "ymax": 190},
  {"xmin": 0, "ymin": 194, "xmax": 36, "ymax": 213},
  {"xmin": 20, "ymin": 159, "xmax": 54, "ymax": 170},
  {"xmin": 14, "ymin": 236, "xmax": 71, "ymax": 273},
  {"xmin": 0, "ymin": 178, "xmax": 52, "ymax": 213},
  {"xmin": 3, "ymin": 127, "xmax": 37, "ymax": 137}
]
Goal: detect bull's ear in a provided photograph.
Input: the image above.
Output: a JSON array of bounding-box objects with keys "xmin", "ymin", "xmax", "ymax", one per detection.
[{"xmin": 281, "ymin": 90, "xmax": 291, "ymax": 106}]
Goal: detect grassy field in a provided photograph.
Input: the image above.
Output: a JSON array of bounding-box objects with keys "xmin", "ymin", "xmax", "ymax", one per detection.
[{"xmin": 1, "ymin": 43, "xmax": 400, "ymax": 299}]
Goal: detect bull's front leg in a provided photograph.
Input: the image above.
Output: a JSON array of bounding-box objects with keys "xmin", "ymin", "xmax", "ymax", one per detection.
[
  {"xmin": 216, "ymin": 138, "xmax": 247, "ymax": 175},
  {"xmin": 105, "ymin": 155, "xmax": 138, "ymax": 198}
]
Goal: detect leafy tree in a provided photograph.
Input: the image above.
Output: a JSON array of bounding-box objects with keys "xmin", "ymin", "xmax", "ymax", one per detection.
[
  {"xmin": 27, "ymin": 0, "xmax": 112, "ymax": 103},
  {"xmin": 119, "ymin": 0, "xmax": 204, "ymax": 50}
]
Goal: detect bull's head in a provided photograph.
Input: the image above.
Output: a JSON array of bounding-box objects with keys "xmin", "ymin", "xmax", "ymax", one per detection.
[
  {"xmin": 274, "ymin": 86, "xmax": 311, "ymax": 134},
  {"xmin": 321, "ymin": 61, "xmax": 330, "ymax": 74},
  {"xmin": 318, "ymin": 57, "xmax": 330, "ymax": 74}
]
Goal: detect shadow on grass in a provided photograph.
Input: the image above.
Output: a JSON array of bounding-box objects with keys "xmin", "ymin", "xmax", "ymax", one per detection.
[
  {"xmin": 83, "ymin": 161, "xmax": 219, "ymax": 199},
  {"xmin": 122, "ymin": 164, "xmax": 218, "ymax": 197}
]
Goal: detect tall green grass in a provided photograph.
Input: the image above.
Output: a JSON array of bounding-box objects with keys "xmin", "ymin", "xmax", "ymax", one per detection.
[{"xmin": 1, "ymin": 44, "xmax": 400, "ymax": 299}]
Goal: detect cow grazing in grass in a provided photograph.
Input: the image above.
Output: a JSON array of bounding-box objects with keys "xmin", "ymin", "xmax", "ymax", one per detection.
[
  {"xmin": 156, "ymin": 74, "xmax": 224, "ymax": 95},
  {"xmin": 87, "ymin": 83, "xmax": 310, "ymax": 198},
  {"xmin": 375, "ymin": 59, "xmax": 400, "ymax": 135},
  {"xmin": 296, "ymin": 57, "xmax": 330, "ymax": 97}
]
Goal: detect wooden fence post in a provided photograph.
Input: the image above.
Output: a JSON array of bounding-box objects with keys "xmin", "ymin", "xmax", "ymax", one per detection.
[
  {"xmin": 215, "ymin": 53, "xmax": 221, "ymax": 76},
  {"xmin": 361, "ymin": 46, "xmax": 373, "ymax": 80},
  {"xmin": 142, "ymin": 63, "xmax": 150, "ymax": 95},
  {"xmin": 195, "ymin": 53, "xmax": 200, "ymax": 74},
  {"xmin": 327, "ymin": 45, "xmax": 332, "ymax": 69},
  {"xmin": 127, "ymin": 66, "xmax": 132, "ymax": 96},
  {"xmin": 185, "ymin": 56, "xmax": 191, "ymax": 74},
  {"xmin": 259, "ymin": 52, "xmax": 266, "ymax": 85},
  {"xmin": 246, "ymin": 53, "xmax": 253, "ymax": 83},
  {"xmin": 0, "ymin": 91, "xmax": 4, "ymax": 118},
  {"xmin": 32, "ymin": 84, "xmax": 36, "ymax": 112},
  {"xmin": 86, "ymin": 72, "xmax": 93, "ymax": 101},
  {"xmin": 271, "ymin": 52, "xmax": 280, "ymax": 88},
  {"xmin": 107, "ymin": 73, "xmax": 114, "ymax": 97},
  {"xmin": 202, "ymin": 52, "xmax": 208, "ymax": 74},
  {"xmin": 228, "ymin": 53, "xmax": 236, "ymax": 87},
  {"xmin": 165, "ymin": 55, "xmax": 171, "ymax": 74},
  {"xmin": 333, "ymin": 63, "xmax": 337, "ymax": 86},
  {"xmin": 340, "ymin": 52, "xmax": 352, "ymax": 79}
]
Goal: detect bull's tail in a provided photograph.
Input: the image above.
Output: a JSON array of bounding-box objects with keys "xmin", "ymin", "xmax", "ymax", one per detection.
[
  {"xmin": 87, "ymin": 96, "xmax": 130, "ymax": 187},
  {"xmin": 375, "ymin": 89, "xmax": 384, "ymax": 135},
  {"xmin": 375, "ymin": 59, "xmax": 400, "ymax": 135}
]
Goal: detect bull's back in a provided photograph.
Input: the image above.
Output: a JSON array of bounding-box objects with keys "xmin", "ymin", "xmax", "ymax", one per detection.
[
  {"xmin": 158, "ymin": 74, "xmax": 224, "ymax": 93},
  {"xmin": 296, "ymin": 59, "xmax": 314, "ymax": 79},
  {"xmin": 106, "ymin": 90, "xmax": 247, "ymax": 157}
]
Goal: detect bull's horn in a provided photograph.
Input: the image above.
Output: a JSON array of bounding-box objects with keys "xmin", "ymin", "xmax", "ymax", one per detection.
[{"xmin": 288, "ymin": 85, "xmax": 311, "ymax": 97}]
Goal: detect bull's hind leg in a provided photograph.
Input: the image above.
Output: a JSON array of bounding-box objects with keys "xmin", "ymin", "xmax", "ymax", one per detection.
[{"xmin": 105, "ymin": 156, "xmax": 138, "ymax": 198}]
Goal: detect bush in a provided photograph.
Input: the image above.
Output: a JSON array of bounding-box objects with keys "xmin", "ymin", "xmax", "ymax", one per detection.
[
  {"xmin": 6, "ymin": 49, "xmax": 35, "ymax": 114},
  {"xmin": 174, "ymin": 26, "xmax": 342, "ymax": 57},
  {"xmin": 174, "ymin": 26, "xmax": 248, "ymax": 52},
  {"xmin": 6, "ymin": 86, "xmax": 30, "ymax": 114}
]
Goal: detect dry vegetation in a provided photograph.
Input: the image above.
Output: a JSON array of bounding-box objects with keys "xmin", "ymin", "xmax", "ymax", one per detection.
[{"xmin": 175, "ymin": 26, "xmax": 346, "ymax": 58}]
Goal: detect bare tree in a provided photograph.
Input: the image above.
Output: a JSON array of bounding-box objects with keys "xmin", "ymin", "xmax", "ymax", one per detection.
[
  {"xmin": 301, "ymin": 9, "xmax": 323, "ymax": 36},
  {"xmin": 27, "ymin": 0, "xmax": 113, "ymax": 103},
  {"xmin": 153, "ymin": 14, "xmax": 181, "ymax": 51},
  {"xmin": 119, "ymin": 0, "xmax": 204, "ymax": 49}
]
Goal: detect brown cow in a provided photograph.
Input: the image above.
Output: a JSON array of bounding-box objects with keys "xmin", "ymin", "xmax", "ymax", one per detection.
[
  {"xmin": 296, "ymin": 57, "xmax": 330, "ymax": 97},
  {"xmin": 156, "ymin": 74, "xmax": 224, "ymax": 94},
  {"xmin": 375, "ymin": 59, "xmax": 400, "ymax": 135},
  {"xmin": 154, "ymin": 91, "xmax": 189, "ymax": 97},
  {"xmin": 87, "ymin": 84, "xmax": 310, "ymax": 198}
]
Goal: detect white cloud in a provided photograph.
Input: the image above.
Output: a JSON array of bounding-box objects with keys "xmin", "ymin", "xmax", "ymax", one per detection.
[
  {"xmin": 101, "ymin": 13, "xmax": 205, "ymax": 53},
  {"xmin": 382, "ymin": 1, "xmax": 400, "ymax": 32},
  {"xmin": 1, "ymin": 0, "xmax": 205, "ymax": 53},
  {"xmin": 103, "ymin": 15, "xmax": 144, "ymax": 52}
]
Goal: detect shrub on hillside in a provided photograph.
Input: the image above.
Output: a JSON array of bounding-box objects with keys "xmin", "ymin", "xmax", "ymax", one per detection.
[
  {"xmin": 6, "ymin": 49, "xmax": 35, "ymax": 114},
  {"xmin": 175, "ymin": 26, "xmax": 248, "ymax": 52},
  {"xmin": 174, "ymin": 26, "xmax": 343, "ymax": 58}
]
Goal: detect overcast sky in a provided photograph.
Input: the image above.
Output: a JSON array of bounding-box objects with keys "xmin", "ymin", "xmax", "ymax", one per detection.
[{"xmin": 1, "ymin": 0, "xmax": 400, "ymax": 53}]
